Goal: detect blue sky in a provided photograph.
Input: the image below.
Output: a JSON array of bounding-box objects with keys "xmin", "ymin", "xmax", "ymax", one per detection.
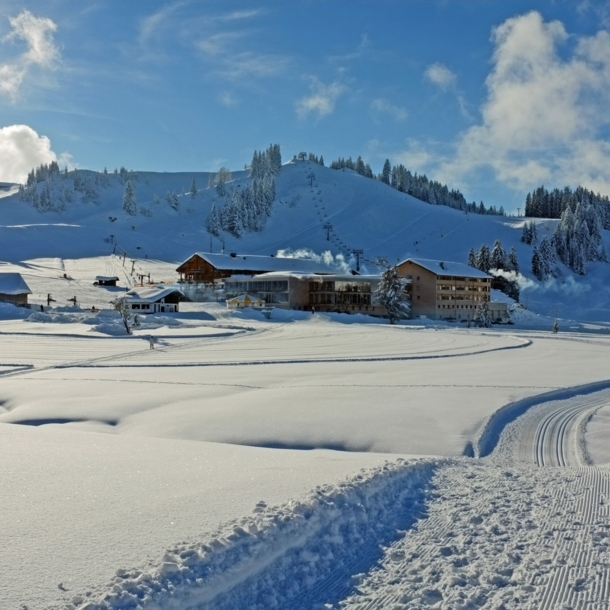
[{"xmin": 1, "ymin": 0, "xmax": 610, "ymax": 211}]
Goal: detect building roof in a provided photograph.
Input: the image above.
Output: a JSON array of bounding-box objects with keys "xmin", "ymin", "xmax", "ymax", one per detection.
[
  {"xmin": 0, "ymin": 273, "xmax": 32, "ymax": 295},
  {"xmin": 125, "ymin": 286, "xmax": 184, "ymax": 303},
  {"xmin": 245, "ymin": 271, "xmax": 381, "ymax": 281},
  {"xmin": 178, "ymin": 252, "xmax": 334, "ymax": 274},
  {"xmin": 399, "ymin": 258, "xmax": 490, "ymax": 279},
  {"xmin": 95, "ymin": 275, "xmax": 119, "ymax": 282}
]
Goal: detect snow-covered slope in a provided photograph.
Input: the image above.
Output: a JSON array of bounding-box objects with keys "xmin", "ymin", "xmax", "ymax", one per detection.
[{"xmin": 1, "ymin": 160, "xmax": 609, "ymax": 320}]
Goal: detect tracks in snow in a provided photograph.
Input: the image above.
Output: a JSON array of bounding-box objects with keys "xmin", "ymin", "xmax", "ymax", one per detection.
[
  {"xmin": 492, "ymin": 386, "xmax": 610, "ymax": 468},
  {"xmin": 340, "ymin": 462, "xmax": 610, "ymax": 610}
]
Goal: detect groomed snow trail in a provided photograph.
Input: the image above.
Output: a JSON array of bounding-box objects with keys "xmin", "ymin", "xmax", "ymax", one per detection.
[
  {"xmin": 491, "ymin": 387, "xmax": 610, "ymax": 467},
  {"xmin": 335, "ymin": 388, "xmax": 610, "ymax": 609},
  {"xmin": 339, "ymin": 462, "xmax": 610, "ymax": 610}
]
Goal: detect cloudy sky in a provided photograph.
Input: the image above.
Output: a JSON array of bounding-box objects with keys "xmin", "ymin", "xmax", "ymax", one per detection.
[{"xmin": 1, "ymin": 0, "xmax": 610, "ymax": 211}]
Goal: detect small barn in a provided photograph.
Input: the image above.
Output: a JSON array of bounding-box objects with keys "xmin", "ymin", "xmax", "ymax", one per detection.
[
  {"xmin": 226, "ymin": 294, "xmax": 265, "ymax": 310},
  {"xmin": 95, "ymin": 276, "xmax": 119, "ymax": 287},
  {"xmin": 125, "ymin": 286, "xmax": 184, "ymax": 314},
  {"xmin": 0, "ymin": 273, "xmax": 32, "ymax": 307}
]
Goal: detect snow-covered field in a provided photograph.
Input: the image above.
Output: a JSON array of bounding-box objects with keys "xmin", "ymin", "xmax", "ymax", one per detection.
[
  {"xmin": 1, "ymin": 255, "xmax": 610, "ymax": 609},
  {"xmin": 1, "ymin": 158, "xmax": 609, "ymax": 608}
]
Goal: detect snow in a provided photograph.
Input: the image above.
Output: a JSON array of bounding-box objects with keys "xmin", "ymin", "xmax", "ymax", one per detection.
[
  {"xmin": 0, "ymin": 271, "xmax": 31, "ymax": 294},
  {"xmin": 125, "ymin": 285, "xmax": 183, "ymax": 303},
  {"xmin": 182, "ymin": 252, "xmax": 334, "ymax": 273},
  {"xmin": 1, "ymin": 162, "xmax": 610, "ymax": 609},
  {"xmin": 585, "ymin": 404, "xmax": 610, "ymax": 466},
  {"xmin": 400, "ymin": 257, "xmax": 490, "ymax": 279}
]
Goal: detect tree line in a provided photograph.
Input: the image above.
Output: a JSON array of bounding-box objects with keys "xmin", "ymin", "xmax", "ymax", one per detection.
[{"xmin": 327, "ymin": 155, "xmax": 505, "ymax": 216}]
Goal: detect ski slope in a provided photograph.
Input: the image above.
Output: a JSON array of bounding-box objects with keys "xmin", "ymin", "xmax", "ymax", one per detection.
[{"xmin": 1, "ymin": 159, "xmax": 609, "ymax": 321}]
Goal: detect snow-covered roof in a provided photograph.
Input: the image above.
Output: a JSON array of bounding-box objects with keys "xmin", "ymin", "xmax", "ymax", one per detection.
[
  {"xmin": 246, "ymin": 272, "xmax": 381, "ymax": 281},
  {"xmin": 181, "ymin": 252, "xmax": 334, "ymax": 274},
  {"xmin": 0, "ymin": 273, "xmax": 32, "ymax": 295},
  {"xmin": 400, "ymin": 258, "xmax": 490, "ymax": 279},
  {"xmin": 125, "ymin": 286, "xmax": 184, "ymax": 303},
  {"xmin": 95, "ymin": 275, "xmax": 119, "ymax": 281}
]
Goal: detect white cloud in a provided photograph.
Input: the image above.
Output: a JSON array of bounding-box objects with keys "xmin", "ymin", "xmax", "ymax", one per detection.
[
  {"xmin": 0, "ymin": 10, "xmax": 60, "ymax": 99},
  {"xmin": 295, "ymin": 77, "xmax": 346, "ymax": 120},
  {"xmin": 217, "ymin": 52, "xmax": 289, "ymax": 80},
  {"xmin": 0, "ymin": 125, "xmax": 61, "ymax": 183},
  {"xmin": 406, "ymin": 12, "xmax": 610, "ymax": 197},
  {"xmin": 218, "ymin": 91, "xmax": 238, "ymax": 107},
  {"xmin": 371, "ymin": 98, "xmax": 408, "ymax": 121},
  {"xmin": 424, "ymin": 63, "xmax": 457, "ymax": 90},
  {"xmin": 139, "ymin": 1, "xmax": 190, "ymax": 44}
]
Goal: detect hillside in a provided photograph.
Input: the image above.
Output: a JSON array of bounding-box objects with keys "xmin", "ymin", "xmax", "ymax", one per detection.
[{"xmin": 1, "ymin": 159, "xmax": 609, "ymax": 321}]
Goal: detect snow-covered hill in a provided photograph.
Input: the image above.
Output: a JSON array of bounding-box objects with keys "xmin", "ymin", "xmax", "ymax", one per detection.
[{"xmin": 1, "ymin": 159, "xmax": 609, "ymax": 321}]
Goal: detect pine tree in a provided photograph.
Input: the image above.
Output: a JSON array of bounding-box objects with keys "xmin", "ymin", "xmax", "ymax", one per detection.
[
  {"xmin": 380, "ymin": 159, "xmax": 391, "ymax": 185},
  {"xmin": 490, "ymin": 239, "xmax": 506, "ymax": 271},
  {"xmin": 531, "ymin": 245, "xmax": 541, "ymax": 280},
  {"xmin": 475, "ymin": 244, "xmax": 491, "ymax": 273},
  {"xmin": 468, "ymin": 247, "xmax": 476, "ymax": 268},
  {"xmin": 374, "ymin": 266, "xmax": 411, "ymax": 324},
  {"xmin": 508, "ymin": 247, "xmax": 519, "ymax": 273},
  {"xmin": 170, "ymin": 192, "xmax": 179, "ymax": 211},
  {"xmin": 521, "ymin": 223, "xmax": 531, "ymax": 244},
  {"xmin": 190, "ymin": 179, "xmax": 197, "ymax": 199},
  {"xmin": 473, "ymin": 302, "xmax": 493, "ymax": 328},
  {"xmin": 205, "ymin": 202, "xmax": 221, "ymax": 237},
  {"xmin": 122, "ymin": 180, "xmax": 137, "ymax": 216}
]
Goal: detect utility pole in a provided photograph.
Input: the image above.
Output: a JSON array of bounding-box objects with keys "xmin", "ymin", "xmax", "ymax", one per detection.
[
  {"xmin": 307, "ymin": 172, "xmax": 315, "ymax": 187},
  {"xmin": 323, "ymin": 223, "xmax": 332, "ymax": 241},
  {"xmin": 352, "ymin": 249, "xmax": 364, "ymax": 272}
]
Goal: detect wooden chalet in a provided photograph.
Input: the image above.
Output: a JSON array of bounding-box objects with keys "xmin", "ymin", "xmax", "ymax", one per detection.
[
  {"xmin": 176, "ymin": 252, "xmax": 334, "ymax": 284},
  {"xmin": 0, "ymin": 273, "xmax": 32, "ymax": 307}
]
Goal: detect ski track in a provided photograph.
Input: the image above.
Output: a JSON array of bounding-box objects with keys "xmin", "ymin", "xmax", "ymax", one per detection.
[
  {"xmin": 339, "ymin": 462, "xmax": 610, "ymax": 610},
  {"xmin": 337, "ymin": 389, "xmax": 610, "ymax": 609},
  {"xmin": 62, "ymin": 460, "xmax": 440, "ymax": 610}
]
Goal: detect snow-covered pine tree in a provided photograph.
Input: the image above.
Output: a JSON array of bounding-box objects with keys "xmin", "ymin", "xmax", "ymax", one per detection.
[
  {"xmin": 227, "ymin": 190, "xmax": 244, "ymax": 238},
  {"xmin": 508, "ymin": 247, "xmax": 519, "ymax": 273},
  {"xmin": 531, "ymin": 245, "xmax": 541, "ymax": 280},
  {"xmin": 374, "ymin": 266, "xmax": 411, "ymax": 324},
  {"xmin": 122, "ymin": 180, "xmax": 137, "ymax": 216},
  {"xmin": 380, "ymin": 159, "xmax": 391, "ymax": 184},
  {"xmin": 473, "ymin": 302, "xmax": 493, "ymax": 328},
  {"xmin": 490, "ymin": 239, "xmax": 507, "ymax": 271},
  {"xmin": 205, "ymin": 202, "xmax": 221, "ymax": 237},
  {"xmin": 521, "ymin": 222, "xmax": 531, "ymax": 244},
  {"xmin": 190, "ymin": 178, "xmax": 197, "ymax": 199},
  {"xmin": 468, "ymin": 248, "xmax": 476, "ymax": 268},
  {"xmin": 152, "ymin": 194, "xmax": 160, "ymax": 205},
  {"xmin": 540, "ymin": 236, "xmax": 556, "ymax": 279},
  {"xmin": 475, "ymin": 244, "xmax": 491, "ymax": 273},
  {"xmin": 170, "ymin": 192, "xmax": 179, "ymax": 211}
]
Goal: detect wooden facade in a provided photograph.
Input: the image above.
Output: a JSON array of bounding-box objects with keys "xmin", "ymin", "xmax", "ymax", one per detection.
[
  {"xmin": 177, "ymin": 255, "xmax": 234, "ymax": 283},
  {"xmin": 0, "ymin": 292, "xmax": 28, "ymax": 306}
]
